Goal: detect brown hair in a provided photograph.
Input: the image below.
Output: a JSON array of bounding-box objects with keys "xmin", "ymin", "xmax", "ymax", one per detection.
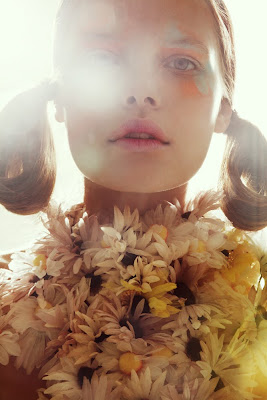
[
  {"xmin": 0, "ymin": 0, "xmax": 266, "ymax": 230},
  {"xmin": 0, "ymin": 82, "xmax": 56, "ymax": 215},
  {"xmin": 205, "ymin": 0, "xmax": 267, "ymax": 230}
]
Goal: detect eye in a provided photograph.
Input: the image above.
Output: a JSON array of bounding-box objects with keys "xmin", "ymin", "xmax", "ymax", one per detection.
[
  {"xmin": 86, "ymin": 50, "xmax": 119, "ymax": 66},
  {"xmin": 164, "ymin": 56, "xmax": 198, "ymax": 72}
]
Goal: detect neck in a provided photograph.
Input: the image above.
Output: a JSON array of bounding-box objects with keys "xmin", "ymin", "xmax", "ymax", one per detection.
[{"xmin": 83, "ymin": 179, "xmax": 188, "ymax": 218}]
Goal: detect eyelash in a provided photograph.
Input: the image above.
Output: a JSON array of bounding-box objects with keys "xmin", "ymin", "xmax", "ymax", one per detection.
[
  {"xmin": 85, "ymin": 50, "xmax": 119, "ymax": 65},
  {"xmin": 163, "ymin": 56, "xmax": 200, "ymax": 73},
  {"xmin": 85, "ymin": 50, "xmax": 201, "ymax": 73}
]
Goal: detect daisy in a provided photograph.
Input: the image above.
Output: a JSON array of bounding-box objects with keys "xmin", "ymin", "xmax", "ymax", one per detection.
[
  {"xmin": 0, "ymin": 313, "xmax": 20, "ymax": 365},
  {"xmin": 119, "ymin": 256, "xmax": 168, "ymax": 295},
  {"xmin": 0, "ymin": 251, "xmax": 40, "ymax": 306},
  {"xmin": 160, "ymin": 376, "xmax": 218, "ymax": 400},
  {"xmin": 183, "ymin": 190, "xmax": 223, "ymax": 220},
  {"xmin": 163, "ymin": 303, "xmax": 230, "ymax": 338},
  {"xmin": 37, "ymin": 388, "xmax": 52, "ymax": 400},
  {"xmin": 94, "ymin": 292, "xmax": 136, "ymax": 343},
  {"xmin": 44, "ymin": 357, "xmax": 98, "ymax": 400},
  {"xmin": 95, "ymin": 339, "xmax": 170, "ymax": 382},
  {"xmin": 14, "ymin": 328, "xmax": 48, "ymax": 374},
  {"xmin": 196, "ymin": 332, "xmax": 257, "ymax": 399},
  {"xmin": 82, "ymin": 373, "xmax": 123, "ymax": 400},
  {"xmin": 197, "ymin": 274, "xmax": 257, "ymax": 340},
  {"xmin": 121, "ymin": 367, "xmax": 167, "ymax": 400},
  {"xmin": 242, "ymin": 318, "xmax": 267, "ymax": 381},
  {"xmin": 9, "ymin": 297, "xmax": 48, "ymax": 333}
]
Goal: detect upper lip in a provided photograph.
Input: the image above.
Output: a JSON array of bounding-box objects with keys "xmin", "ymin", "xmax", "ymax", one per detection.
[{"xmin": 109, "ymin": 119, "xmax": 170, "ymax": 144}]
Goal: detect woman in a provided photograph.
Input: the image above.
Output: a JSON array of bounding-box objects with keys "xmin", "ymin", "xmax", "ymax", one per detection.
[{"xmin": 0, "ymin": 0, "xmax": 266, "ymax": 399}]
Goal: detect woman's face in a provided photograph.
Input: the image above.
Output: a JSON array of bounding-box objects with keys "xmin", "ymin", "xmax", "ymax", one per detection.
[{"xmin": 60, "ymin": 0, "xmax": 231, "ymax": 193}]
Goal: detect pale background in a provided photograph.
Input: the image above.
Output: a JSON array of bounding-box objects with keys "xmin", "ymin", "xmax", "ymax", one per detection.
[{"xmin": 0, "ymin": 1, "xmax": 267, "ymax": 254}]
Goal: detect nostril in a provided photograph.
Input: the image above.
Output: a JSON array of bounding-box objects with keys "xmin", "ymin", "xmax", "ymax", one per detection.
[
  {"xmin": 127, "ymin": 96, "xmax": 136, "ymax": 105},
  {"xmin": 126, "ymin": 96, "xmax": 157, "ymax": 107},
  {"xmin": 145, "ymin": 96, "xmax": 156, "ymax": 106}
]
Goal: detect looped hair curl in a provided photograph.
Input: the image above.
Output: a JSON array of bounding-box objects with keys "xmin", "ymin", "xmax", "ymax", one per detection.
[
  {"xmin": 220, "ymin": 111, "xmax": 267, "ymax": 230},
  {"xmin": 0, "ymin": 81, "xmax": 56, "ymax": 215}
]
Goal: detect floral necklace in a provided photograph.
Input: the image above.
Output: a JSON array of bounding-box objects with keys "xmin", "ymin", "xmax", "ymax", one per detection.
[{"xmin": 0, "ymin": 191, "xmax": 267, "ymax": 400}]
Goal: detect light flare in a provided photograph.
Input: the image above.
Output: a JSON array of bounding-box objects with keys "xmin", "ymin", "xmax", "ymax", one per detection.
[{"xmin": 65, "ymin": 63, "xmax": 123, "ymax": 112}]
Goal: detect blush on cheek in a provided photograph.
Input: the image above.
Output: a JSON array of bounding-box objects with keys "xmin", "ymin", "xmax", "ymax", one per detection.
[
  {"xmin": 180, "ymin": 69, "xmax": 214, "ymax": 97},
  {"xmin": 179, "ymin": 78, "xmax": 203, "ymax": 97},
  {"xmin": 179, "ymin": 75, "xmax": 211, "ymax": 97}
]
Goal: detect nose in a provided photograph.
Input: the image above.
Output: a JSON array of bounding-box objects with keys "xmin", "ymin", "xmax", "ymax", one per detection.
[
  {"xmin": 122, "ymin": 78, "xmax": 161, "ymax": 111},
  {"xmin": 126, "ymin": 95, "xmax": 159, "ymax": 109}
]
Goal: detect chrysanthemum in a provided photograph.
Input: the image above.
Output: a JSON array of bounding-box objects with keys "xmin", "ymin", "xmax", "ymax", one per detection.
[
  {"xmin": 1, "ymin": 196, "xmax": 266, "ymax": 400},
  {"xmin": 96, "ymin": 291, "xmax": 174, "ymax": 350},
  {"xmin": 95, "ymin": 339, "xmax": 171, "ymax": 383},
  {"xmin": 82, "ymin": 373, "xmax": 123, "ymax": 400},
  {"xmin": 37, "ymin": 388, "xmax": 51, "ymax": 400},
  {"xmin": 163, "ymin": 303, "xmax": 230, "ymax": 340},
  {"xmin": 121, "ymin": 367, "xmax": 167, "ymax": 400},
  {"xmin": 94, "ymin": 292, "xmax": 136, "ymax": 343},
  {"xmin": 160, "ymin": 376, "xmax": 218, "ymax": 400},
  {"xmin": 14, "ymin": 328, "xmax": 48, "ymax": 374},
  {"xmin": 0, "ymin": 314, "xmax": 20, "ymax": 365},
  {"xmin": 242, "ymin": 319, "xmax": 267, "ymax": 381},
  {"xmin": 44, "ymin": 357, "xmax": 83, "ymax": 400},
  {"xmin": 197, "ymin": 274, "xmax": 257, "ymax": 340},
  {"xmin": 0, "ymin": 252, "xmax": 39, "ymax": 306},
  {"xmin": 196, "ymin": 332, "xmax": 257, "ymax": 399},
  {"xmin": 119, "ymin": 256, "xmax": 168, "ymax": 294},
  {"xmin": 9, "ymin": 297, "xmax": 48, "ymax": 333},
  {"xmin": 44, "ymin": 356, "xmax": 102, "ymax": 400}
]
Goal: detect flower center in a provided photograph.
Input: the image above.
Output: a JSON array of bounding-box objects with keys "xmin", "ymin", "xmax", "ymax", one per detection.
[
  {"xmin": 77, "ymin": 367, "xmax": 95, "ymax": 388},
  {"xmin": 95, "ymin": 332, "xmax": 109, "ymax": 343},
  {"xmin": 131, "ymin": 295, "xmax": 150, "ymax": 314},
  {"xmin": 119, "ymin": 352, "xmax": 142, "ymax": 375},
  {"xmin": 173, "ymin": 282, "xmax": 196, "ymax": 305},
  {"xmin": 121, "ymin": 252, "xmax": 138, "ymax": 266},
  {"xmin": 211, "ymin": 371, "xmax": 225, "ymax": 391},
  {"xmin": 186, "ymin": 337, "xmax": 202, "ymax": 361},
  {"xmin": 120, "ymin": 317, "xmax": 144, "ymax": 339},
  {"xmin": 85, "ymin": 272, "xmax": 102, "ymax": 294}
]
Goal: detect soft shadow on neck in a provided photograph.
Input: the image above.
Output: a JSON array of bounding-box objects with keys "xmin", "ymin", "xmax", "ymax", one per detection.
[{"xmin": 83, "ymin": 178, "xmax": 188, "ymax": 218}]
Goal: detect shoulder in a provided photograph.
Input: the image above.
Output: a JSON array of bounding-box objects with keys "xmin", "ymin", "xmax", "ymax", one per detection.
[{"xmin": 0, "ymin": 362, "xmax": 43, "ymax": 400}]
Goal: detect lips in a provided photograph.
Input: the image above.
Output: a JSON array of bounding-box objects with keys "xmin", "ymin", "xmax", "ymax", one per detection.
[{"xmin": 108, "ymin": 119, "xmax": 170, "ymax": 144}]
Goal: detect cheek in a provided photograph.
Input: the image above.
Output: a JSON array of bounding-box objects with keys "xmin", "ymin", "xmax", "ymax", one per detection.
[
  {"xmin": 177, "ymin": 73, "xmax": 212, "ymax": 99},
  {"xmin": 179, "ymin": 79, "xmax": 202, "ymax": 97},
  {"xmin": 66, "ymin": 114, "xmax": 103, "ymax": 175}
]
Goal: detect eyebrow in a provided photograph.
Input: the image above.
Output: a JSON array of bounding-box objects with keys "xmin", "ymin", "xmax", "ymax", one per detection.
[
  {"xmin": 84, "ymin": 33, "xmax": 210, "ymax": 55},
  {"xmin": 163, "ymin": 36, "xmax": 210, "ymax": 55}
]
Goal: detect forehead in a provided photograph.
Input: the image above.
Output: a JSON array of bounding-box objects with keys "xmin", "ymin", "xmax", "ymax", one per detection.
[{"xmin": 77, "ymin": 0, "xmax": 217, "ymax": 46}]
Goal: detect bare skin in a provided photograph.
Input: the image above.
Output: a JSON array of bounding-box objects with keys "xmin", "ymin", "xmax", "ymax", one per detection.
[
  {"xmin": 83, "ymin": 180, "xmax": 188, "ymax": 218},
  {"xmin": 0, "ymin": 362, "xmax": 43, "ymax": 400}
]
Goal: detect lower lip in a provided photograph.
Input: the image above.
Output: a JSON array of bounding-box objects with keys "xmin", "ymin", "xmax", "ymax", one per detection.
[{"xmin": 110, "ymin": 138, "xmax": 168, "ymax": 152}]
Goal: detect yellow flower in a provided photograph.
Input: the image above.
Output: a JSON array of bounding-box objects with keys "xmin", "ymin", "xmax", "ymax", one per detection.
[
  {"xmin": 148, "ymin": 296, "xmax": 179, "ymax": 318},
  {"xmin": 149, "ymin": 224, "xmax": 168, "ymax": 241},
  {"xmin": 33, "ymin": 254, "xmax": 47, "ymax": 271},
  {"xmin": 221, "ymin": 242, "xmax": 260, "ymax": 290},
  {"xmin": 252, "ymin": 368, "xmax": 267, "ymax": 399},
  {"xmin": 101, "ymin": 240, "xmax": 110, "ymax": 248},
  {"xmin": 152, "ymin": 346, "xmax": 174, "ymax": 358},
  {"xmin": 119, "ymin": 352, "xmax": 142, "ymax": 375},
  {"xmin": 197, "ymin": 240, "xmax": 206, "ymax": 253},
  {"xmin": 120, "ymin": 280, "xmax": 146, "ymax": 293},
  {"xmin": 145, "ymin": 282, "xmax": 177, "ymax": 298}
]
